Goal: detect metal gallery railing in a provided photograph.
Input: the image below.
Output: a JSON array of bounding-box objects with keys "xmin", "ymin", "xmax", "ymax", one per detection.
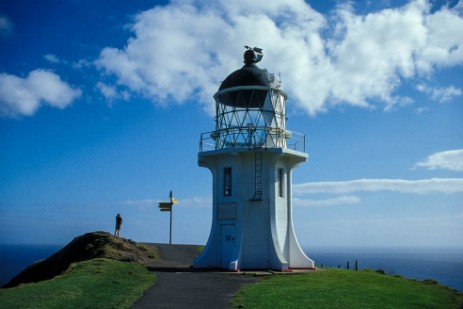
[{"xmin": 199, "ymin": 126, "xmax": 306, "ymax": 152}]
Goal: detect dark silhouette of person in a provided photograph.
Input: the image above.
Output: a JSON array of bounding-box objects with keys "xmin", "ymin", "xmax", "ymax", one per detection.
[{"xmin": 115, "ymin": 213, "xmax": 123, "ymax": 237}]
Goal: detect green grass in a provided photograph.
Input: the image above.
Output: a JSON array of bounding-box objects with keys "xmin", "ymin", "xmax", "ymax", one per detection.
[
  {"xmin": 136, "ymin": 243, "xmax": 158, "ymax": 259},
  {"xmin": 0, "ymin": 258, "xmax": 155, "ymax": 309},
  {"xmin": 234, "ymin": 269, "xmax": 463, "ymax": 309}
]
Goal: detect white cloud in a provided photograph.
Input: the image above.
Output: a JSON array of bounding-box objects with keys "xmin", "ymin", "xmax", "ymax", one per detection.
[
  {"xmin": 97, "ymin": 82, "xmax": 117, "ymax": 100},
  {"xmin": 44, "ymin": 54, "xmax": 61, "ymax": 64},
  {"xmin": 96, "ymin": 82, "xmax": 129, "ymax": 103},
  {"xmin": 293, "ymin": 178, "xmax": 463, "ymax": 195},
  {"xmin": 95, "ymin": 0, "xmax": 463, "ymax": 115},
  {"xmin": 175, "ymin": 196, "xmax": 212, "ymax": 208},
  {"xmin": 414, "ymin": 106, "xmax": 428, "ymax": 114},
  {"xmin": 72, "ymin": 58, "xmax": 92, "ymax": 69},
  {"xmin": 327, "ymin": 1, "xmax": 428, "ymax": 110},
  {"xmin": 414, "ymin": 149, "xmax": 463, "ymax": 172},
  {"xmin": 432, "ymin": 86, "xmax": 463, "ymax": 103},
  {"xmin": 122, "ymin": 196, "xmax": 211, "ymax": 208},
  {"xmin": 0, "ymin": 69, "xmax": 82, "ymax": 117},
  {"xmin": 294, "ymin": 195, "xmax": 360, "ymax": 208},
  {"xmin": 0, "ymin": 14, "xmax": 14, "ymax": 37},
  {"xmin": 122, "ymin": 199, "xmax": 156, "ymax": 208},
  {"xmin": 416, "ymin": 1, "xmax": 463, "ymax": 72},
  {"xmin": 416, "ymin": 83, "xmax": 463, "ymax": 103}
]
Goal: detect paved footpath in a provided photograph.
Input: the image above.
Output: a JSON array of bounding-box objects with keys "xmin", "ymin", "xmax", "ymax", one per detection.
[
  {"xmin": 130, "ymin": 271, "xmax": 256, "ymax": 309},
  {"xmin": 130, "ymin": 244, "xmax": 257, "ymax": 309}
]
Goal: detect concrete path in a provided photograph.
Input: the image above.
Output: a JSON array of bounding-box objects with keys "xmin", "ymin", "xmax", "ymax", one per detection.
[
  {"xmin": 130, "ymin": 244, "xmax": 257, "ymax": 309},
  {"xmin": 130, "ymin": 272, "xmax": 256, "ymax": 309}
]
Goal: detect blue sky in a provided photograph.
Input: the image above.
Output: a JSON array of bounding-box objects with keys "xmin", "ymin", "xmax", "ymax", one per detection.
[{"xmin": 0, "ymin": 0, "xmax": 462, "ymax": 248}]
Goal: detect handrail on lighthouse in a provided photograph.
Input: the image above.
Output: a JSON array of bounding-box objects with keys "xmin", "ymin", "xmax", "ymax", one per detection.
[{"xmin": 199, "ymin": 128, "xmax": 306, "ymax": 152}]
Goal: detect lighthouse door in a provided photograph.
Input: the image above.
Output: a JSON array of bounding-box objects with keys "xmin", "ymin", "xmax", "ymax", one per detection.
[{"xmin": 220, "ymin": 224, "xmax": 235, "ymax": 268}]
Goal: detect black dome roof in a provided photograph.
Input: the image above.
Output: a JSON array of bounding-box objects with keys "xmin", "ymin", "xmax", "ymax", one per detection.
[{"xmin": 218, "ymin": 64, "xmax": 280, "ymax": 91}]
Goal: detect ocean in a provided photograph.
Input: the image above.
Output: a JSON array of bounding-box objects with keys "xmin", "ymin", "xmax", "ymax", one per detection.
[
  {"xmin": 0, "ymin": 244, "xmax": 462, "ymax": 291},
  {"xmin": 0, "ymin": 244, "xmax": 63, "ymax": 287}
]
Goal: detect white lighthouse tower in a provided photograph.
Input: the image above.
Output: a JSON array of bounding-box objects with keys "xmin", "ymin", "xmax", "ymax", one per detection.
[{"xmin": 194, "ymin": 47, "xmax": 314, "ymax": 271}]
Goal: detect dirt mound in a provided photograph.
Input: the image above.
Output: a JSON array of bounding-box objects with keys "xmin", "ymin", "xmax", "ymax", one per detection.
[{"xmin": 3, "ymin": 231, "xmax": 156, "ymax": 288}]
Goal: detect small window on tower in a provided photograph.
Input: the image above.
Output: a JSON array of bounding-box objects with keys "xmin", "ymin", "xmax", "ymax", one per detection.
[
  {"xmin": 224, "ymin": 167, "xmax": 232, "ymax": 196},
  {"xmin": 278, "ymin": 168, "xmax": 284, "ymax": 197}
]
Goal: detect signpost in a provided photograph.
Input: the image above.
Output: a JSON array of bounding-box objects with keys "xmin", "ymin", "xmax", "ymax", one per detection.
[
  {"xmin": 158, "ymin": 190, "xmax": 178, "ymax": 244},
  {"xmin": 159, "ymin": 202, "xmax": 172, "ymax": 211}
]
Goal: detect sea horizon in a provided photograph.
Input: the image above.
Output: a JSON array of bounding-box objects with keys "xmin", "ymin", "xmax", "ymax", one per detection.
[{"xmin": 1, "ymin": 243, "xmax": 462, "ymax": 292}]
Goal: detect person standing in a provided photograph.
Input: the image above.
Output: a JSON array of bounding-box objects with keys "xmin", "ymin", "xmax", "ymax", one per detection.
[{"xmin": 115, "ymin": 213, "xmax": 123, "ymax": 237}]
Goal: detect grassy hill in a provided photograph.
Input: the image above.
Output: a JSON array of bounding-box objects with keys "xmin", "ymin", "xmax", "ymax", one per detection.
[
  {"xmin": 1, "ymin": 232, "xmax": 158, "ymax": 308},
  {"xmin": 3, "ymin": 231, "xmax": 156, "ymax": 288},
  {"xmin": 234, "ymin": 268, "xmax": 463, "ymax": 308},
  {"xmin": 0, "ymin": 258, "xmax": 154, "ymax": 309}
]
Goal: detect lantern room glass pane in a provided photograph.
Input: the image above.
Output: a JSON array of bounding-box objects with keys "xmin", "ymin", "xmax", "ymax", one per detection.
[{"xmin": 213, "ymin": 87, "xmax": 288, "ymax": 149}]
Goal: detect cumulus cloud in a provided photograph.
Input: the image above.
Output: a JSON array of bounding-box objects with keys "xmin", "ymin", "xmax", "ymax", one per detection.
[
  {"xmin": 0, "ymin": 14, "xmax": 14, "ymax": 37},
  {"xmin": 293, "ymin": 195, "xmax": 360, "ymax": 208},
  {"xmin": 0, "ymin": 69, "xmax": 82, "ymax": 117},
  {"xmin": 414, "ymin": 149, "xmax": 463, "ymax": 172},
  {"xmin": 96, "ymin": 0, "xmax": 463, "ymax": 115},
  {"xmin": 293, "ymin": 178, "xmax": 463, "ymax": 195}
]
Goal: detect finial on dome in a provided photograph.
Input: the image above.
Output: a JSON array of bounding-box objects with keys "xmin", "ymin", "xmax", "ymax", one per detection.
[{"xmin": 243, "ymin": 46, "xmax": 263, "ymax": 65}]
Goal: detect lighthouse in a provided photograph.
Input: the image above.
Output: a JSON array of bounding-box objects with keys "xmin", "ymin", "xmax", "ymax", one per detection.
[{"xmin": 194, "ymin": 47, "xmax": 314, "ymax": 271}]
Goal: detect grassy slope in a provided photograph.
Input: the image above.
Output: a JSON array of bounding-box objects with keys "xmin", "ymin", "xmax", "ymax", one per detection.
[
  {"xmin": 234, "ymin": 269, "xmax": 463, "ymax": 309},
  {"xmin": 0, "ymin": 258, "xmax": 155, "ymax": 309},
  {"xmin": 4, "ymin": 231, "xmax": 157, "ymax": 288}
]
